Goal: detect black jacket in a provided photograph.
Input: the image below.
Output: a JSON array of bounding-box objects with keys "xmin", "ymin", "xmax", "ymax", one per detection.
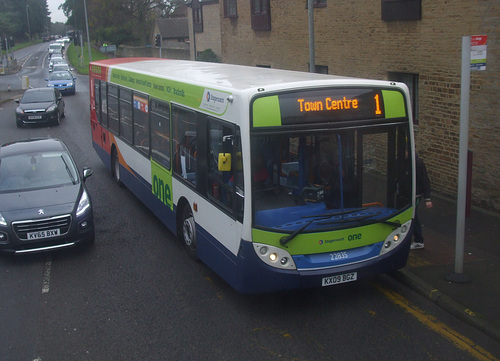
[{"xmin": 416, "ymin": 154, "xmax": 431, "ymax": 200}]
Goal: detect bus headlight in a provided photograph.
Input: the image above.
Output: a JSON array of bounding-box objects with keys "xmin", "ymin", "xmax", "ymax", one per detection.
[
  {"xmin": 254, "ymin": 243, "xmax": 296, "ymax": 270},
  {"xmin": 379, "ymin": 220, "xmax": 412, "ymax": 256}
]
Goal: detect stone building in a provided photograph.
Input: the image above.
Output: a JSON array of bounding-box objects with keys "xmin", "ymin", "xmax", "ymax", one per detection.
[{"xmin": 187, "ymin": 0, "xmax": 499, "ymax": 212}]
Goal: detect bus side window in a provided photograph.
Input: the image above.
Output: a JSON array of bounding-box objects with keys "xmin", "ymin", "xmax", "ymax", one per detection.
[
  {"xmin": 151, "ymin": 99, "xmax": 171, "ymax": 169},
  {"xmin": 207, "ymin": 119, "xmax": 244, "ymax": 220},
  {"xmin": 132, "ymin": 93, "xmax": 150, "ymax": 156},
  {"xmin": 173, "ymin": 106, "xmax": 197, "ymax": 185},
  {"xmin": 94, "ymin": 82, "xmax": 100, "ymax": 124}
]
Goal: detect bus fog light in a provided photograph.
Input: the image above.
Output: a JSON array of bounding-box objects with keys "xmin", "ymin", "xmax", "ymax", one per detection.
[
  {"xmin": 269, "ymin": 253, "xmax": 278, "ymax": 262},
  {"xmin": 384, "ymin": 241, "xmax": 392, "ymax": 249},
  {"xmin": 393, "ymin": 234, "xmax": 400, "ymax": 242},
  {"xmin": 280, "ymin": 257, "xmax": 288, "ymax": 266},
  {"xmin": 259, "ymin": 246, "xmax": 268, "ymax": 255}
]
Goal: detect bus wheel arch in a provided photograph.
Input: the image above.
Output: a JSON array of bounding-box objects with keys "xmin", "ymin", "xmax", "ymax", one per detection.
[
  {"xmin": 177, "ymin": 200, "xmax": 198, "ymax": 260},
  {"xmin": 111, "ymin": 145, "xmax": 123, "ymax": 187}
]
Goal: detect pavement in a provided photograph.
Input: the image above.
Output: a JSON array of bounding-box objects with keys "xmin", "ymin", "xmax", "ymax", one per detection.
[
  {"xmin": 394, "ymin": 194, "xmax": 500, "ymax": 342},
  {"xmin": 1, "ymin": 85, "xmax": 499, "ymax": 341}
]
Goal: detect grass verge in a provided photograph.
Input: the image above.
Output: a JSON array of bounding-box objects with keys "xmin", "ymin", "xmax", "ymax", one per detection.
[{"xmin": 66, "ymin": 43, "xmax": 111, "ymax": 75}]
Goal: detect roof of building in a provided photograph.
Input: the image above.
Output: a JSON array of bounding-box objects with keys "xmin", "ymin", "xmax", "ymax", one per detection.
[{"xmin": 156, "ymin": 18, "xmax": 189, "ymax": 39}]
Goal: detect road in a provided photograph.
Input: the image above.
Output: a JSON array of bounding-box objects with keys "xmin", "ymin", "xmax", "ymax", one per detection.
[{"xmin": 0, "ymin": 44, "xmax": 499, "ymax": 361}]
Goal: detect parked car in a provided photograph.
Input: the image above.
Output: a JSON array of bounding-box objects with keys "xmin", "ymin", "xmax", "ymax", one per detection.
[
  {"xmin": 15, "ymin": 88, "xmax": 65, "ymax": 127},
  {"xmin": 0, "ymin": 138, "xmax": 94, "ymax": 254},
  {"xmin": 46, "ymin": 71, "xmax": 77, "ymax": 95}
]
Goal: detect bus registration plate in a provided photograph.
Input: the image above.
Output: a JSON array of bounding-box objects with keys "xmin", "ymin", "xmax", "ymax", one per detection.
[{"xmin": 322, "ymin": 272, "xmax": 357, "ymax": 286}]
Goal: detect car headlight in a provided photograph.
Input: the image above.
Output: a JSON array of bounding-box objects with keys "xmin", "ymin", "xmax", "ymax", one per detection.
[
  {"xmin": 16, "ymin": 107, "xmax": 24, "ymax": 114},
  {"xmin": 67, "ymin": 82, "xmax": 74, "ymax": 86},
  {"xmin": 47, "ymin": 83, "xmax": 55, "ymax": 87},
  {"xmin": 0, "ymin": 212, "xmax": 6, "ymax": 227},
  {"xmin": 46, "ymin": 104, "xmax": 57, "ymax": 112},
  {"xmin": 76, "ymin": 189, "xmax": 91, "ymax": 217}
]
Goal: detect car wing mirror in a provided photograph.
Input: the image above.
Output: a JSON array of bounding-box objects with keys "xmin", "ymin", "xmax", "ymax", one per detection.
[{"xmin": 82, "ymin": 167, "xmax": 93, "ymax": 181}]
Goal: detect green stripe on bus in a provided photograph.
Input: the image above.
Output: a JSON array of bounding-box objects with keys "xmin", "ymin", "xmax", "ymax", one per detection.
[
  {"xmin": 110, "ymin": 68, "xmax": 202, "ymax": 110},
  {"xmin": 252, "ymin": 207, "xmax": 413, "ymax": 254},
  {"xmin": 151, "ymin": 159, "xmax": 173, "ymax": 211},
  {"xmin": 252, "ymin": 96, "xmax": 282, "ymax": 127},
  {"xmin": 382, "ymin": 90, "xmax": 406, "ymax": 119}
]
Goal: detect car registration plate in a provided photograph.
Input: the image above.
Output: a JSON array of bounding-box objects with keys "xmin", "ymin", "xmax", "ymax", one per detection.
[
  {"xmin": 322, "ymin": 272, "xmax": 357, "ymax": 286},
  {"xmin": 27, "ymin": 229, "xmax": 60, "ymax": 240},
  {"xmin": 28, "ymin": 115, "xmax": 42, "ymax": 120}
]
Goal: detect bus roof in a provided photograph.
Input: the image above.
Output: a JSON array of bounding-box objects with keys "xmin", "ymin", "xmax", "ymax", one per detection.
[{"xmin": 90, "ymin": 58, "xmax": 395, "ymax": 93}]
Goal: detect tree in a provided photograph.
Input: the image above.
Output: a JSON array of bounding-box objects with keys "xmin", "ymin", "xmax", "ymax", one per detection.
[
  {"xmin": 0, "ymin": 0, "xmax": 50, "ymax": 42},
  {"xmin": 59, "ymin": 0, "xmax": 183, "ymax": 46}
]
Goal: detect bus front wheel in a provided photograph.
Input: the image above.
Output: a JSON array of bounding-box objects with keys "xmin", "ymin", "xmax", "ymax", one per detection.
[
  {"xmin": 111, "ymin": 148, "xmax": 123, "ymax": 187},
  {"xmin": 181, "ymin": 206, "xmax": 198, "ymax": 260}
]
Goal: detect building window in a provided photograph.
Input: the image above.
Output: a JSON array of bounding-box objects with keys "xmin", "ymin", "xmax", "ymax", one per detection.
[
  {"xmin": 224, "ymin": 0, "xmax": 238, "ymax": 18},
  {"xmin": 251, "ymin": 0, "xmax": 271, "ymax": 31},
  {"xmin": 388, "ymin": 72, "xmax": 419, "ymax": 124},
  {"xmin": 381, "ymin": 0, "xmax": 422, "ymax": 21},
  {"xmin": 306, "ymin": 0, "xmax": 327, "ymax": 8},
  {"xmin": 193, "ymin": 5, "xmax": 203, "ymax": 33},
  {"xmin": 315, "ymin": 65, "xmax": 328, "ymax": 74}
]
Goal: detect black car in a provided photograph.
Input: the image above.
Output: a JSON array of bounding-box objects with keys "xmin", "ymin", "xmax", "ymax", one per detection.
[
  {"xmin": 0, "ymin": 138, "xmax": 94, "ymax": 254},
  {"xmin": 15, "ymin": 88, "xmax": 65, "ymax": 128}
]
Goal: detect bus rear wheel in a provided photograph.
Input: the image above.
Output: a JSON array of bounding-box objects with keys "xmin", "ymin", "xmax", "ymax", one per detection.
[{"xmin": 181, "ymin": 206, "xmax": 198, "ymax": 260}]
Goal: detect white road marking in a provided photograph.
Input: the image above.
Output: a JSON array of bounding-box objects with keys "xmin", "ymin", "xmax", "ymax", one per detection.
[{"xmin": 41, "ymin": 258, "xmax": 52, "ymax": 294}]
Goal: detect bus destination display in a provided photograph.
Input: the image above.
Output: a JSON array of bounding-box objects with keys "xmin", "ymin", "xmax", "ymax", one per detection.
[{"xmin": 278, "ymin": 88, "xmax": 387, "ymax": 125}]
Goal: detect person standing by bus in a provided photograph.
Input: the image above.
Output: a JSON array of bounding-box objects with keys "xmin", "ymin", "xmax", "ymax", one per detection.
[{"xmin": 411, "ymin": 153, "xmax": 433, "ymax": 249}]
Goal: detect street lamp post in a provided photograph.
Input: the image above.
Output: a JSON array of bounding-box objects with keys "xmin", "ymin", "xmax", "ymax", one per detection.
[
  {"xmin": 26, "ymin": 5, "xmax": 31, "ymax": 41},
  {"xmin": 83, "ymin": 0, "xmax": 92, "ymax": 62}
]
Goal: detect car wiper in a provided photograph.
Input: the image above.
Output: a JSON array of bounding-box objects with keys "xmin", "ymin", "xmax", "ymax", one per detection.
[{"xmin": 60, "ymin": 155, "xmax": 76, "ymax": 184}]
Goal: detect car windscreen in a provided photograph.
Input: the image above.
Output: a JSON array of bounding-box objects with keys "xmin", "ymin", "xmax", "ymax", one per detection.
[
  {"xmin": 49, "ymin": 72, "xmax": 72, "ymax": 81},
  {"xmin": 53, "ymin": 65, "xmax": 70, "ymax": 72},
  {"xmin": 21, "ymin": 91, "xmax": 55, "ymax": 103},
  {"xmin": 0, "ymin": 151, "xmax": 79, "ymax": 193}
]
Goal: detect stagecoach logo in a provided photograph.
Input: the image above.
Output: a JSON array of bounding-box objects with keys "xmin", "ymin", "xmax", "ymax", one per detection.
[
  {"xmin": 38, "ymin": 209, "xmax": 45, "ymax": 215},
  {"xmin": 200, "ymin": 89, "xmax": 230, "ymax": 115},
  {"xmin": 319, "ymin": 237, "xmax": 344, "ymax": 245}
]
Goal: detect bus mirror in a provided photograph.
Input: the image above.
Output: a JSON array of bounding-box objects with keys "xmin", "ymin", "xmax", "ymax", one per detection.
[{"xmin": 218, "ymin": 153, "xmax": 232, "ymax": 172}]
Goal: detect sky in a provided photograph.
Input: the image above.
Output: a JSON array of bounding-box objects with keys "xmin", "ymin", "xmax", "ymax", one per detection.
[{"xmin": 47, "ymin": 0, "xmax": 67, "ymax": 23}]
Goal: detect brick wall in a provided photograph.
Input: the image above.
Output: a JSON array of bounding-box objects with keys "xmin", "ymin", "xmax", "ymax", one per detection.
[{"xmin": 220, "ymin": 0, "xmax": 500, "ymax": 212}]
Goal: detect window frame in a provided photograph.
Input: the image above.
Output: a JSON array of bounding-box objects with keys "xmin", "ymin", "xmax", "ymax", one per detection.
[
  {"xmin": 251, "ymin": 0, "xmax": 271, "ymax": 31},
  {"xmin": 381, "ymin": 0, "xmax": 422, "ymax": 21},
  {"xmin": 224, "ymin": 0, "xmax": 238, "ymax": 18}
]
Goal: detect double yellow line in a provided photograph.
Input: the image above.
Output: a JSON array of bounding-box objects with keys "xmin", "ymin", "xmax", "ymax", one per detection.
[{"xmin": 377, "ymin": 284, "xmax": 499, "ymax": 361}]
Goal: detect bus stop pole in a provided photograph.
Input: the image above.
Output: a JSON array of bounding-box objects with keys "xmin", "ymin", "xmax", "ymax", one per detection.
[
  {"xmin": 308, "ymin": 0, "xmax": 315, "ymax": 73},
  {"xmin": 446, "ymin": 36, "xmax": 471, "ymax": 283}
]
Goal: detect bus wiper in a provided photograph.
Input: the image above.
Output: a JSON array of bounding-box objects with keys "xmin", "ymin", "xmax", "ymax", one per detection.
[
  {"xmin": 280, "ymin": 214, "xmax": 333, "ymax": 247},
  {"xmin": 378, "ymin": 219, "xmax": 401, "ymax": 229},
  {"xmin": 301, "ymin": 208, "xmax": 365, "ymax": 219},
  {"xmin": 280, "ymin": 208, "xmax": 365, "ymax": 246}
]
